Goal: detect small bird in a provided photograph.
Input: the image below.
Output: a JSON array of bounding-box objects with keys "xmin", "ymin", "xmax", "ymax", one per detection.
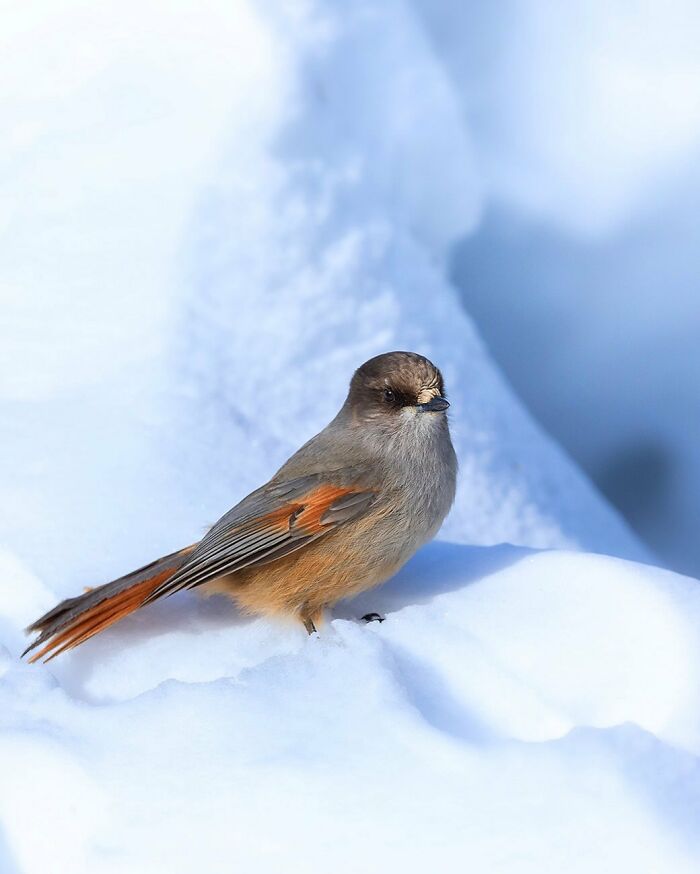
[{"xmin": 24, "ymin": 351, "xmax": 457, "ymax": 662}]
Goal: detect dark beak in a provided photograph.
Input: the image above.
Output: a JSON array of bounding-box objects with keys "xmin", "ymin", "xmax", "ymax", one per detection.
[{"xmin": 419, "ymin": 396, "xmax": 450, "ymax": 413}]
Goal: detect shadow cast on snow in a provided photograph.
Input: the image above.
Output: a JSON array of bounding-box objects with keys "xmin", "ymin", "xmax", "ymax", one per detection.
[{"xmin": 334, "ymin": 540, "xmax": 532, "ymax": 621}]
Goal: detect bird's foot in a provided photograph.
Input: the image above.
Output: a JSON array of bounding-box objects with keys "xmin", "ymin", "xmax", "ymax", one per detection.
[{"xmin": 361, "ymin": 612, "xmax": 385, "ymax": 624}]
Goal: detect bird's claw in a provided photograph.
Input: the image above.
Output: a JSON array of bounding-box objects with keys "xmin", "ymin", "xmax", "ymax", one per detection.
[{"xmin": 361, "ymin": 612, "xmax": 385, "ymax": 624}]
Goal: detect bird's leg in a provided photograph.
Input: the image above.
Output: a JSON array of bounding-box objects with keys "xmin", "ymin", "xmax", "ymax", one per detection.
[
  {"xmin": 361, "ymin": 612, "xmax": 385, "ymax": 624},
  {"xmin": 301, "ymin": 606, "xmax": 323, "ymax": 635}
]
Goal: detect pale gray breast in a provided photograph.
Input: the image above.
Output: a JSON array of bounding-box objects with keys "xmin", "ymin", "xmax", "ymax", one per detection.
[{"xmin": 372, "ymin": 411, "xmax": 457, "ymax": 559}]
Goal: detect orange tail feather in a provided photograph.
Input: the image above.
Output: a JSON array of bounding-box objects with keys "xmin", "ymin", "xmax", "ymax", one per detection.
[{"xmin": 23, "ymin": 545, "xmax": 196, "ymax": 663}]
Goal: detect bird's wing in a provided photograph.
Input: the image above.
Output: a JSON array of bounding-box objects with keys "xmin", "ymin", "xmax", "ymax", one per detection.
[{"xmin": 145, "ymin": 467, "xmax": 378, "ymax": 602}]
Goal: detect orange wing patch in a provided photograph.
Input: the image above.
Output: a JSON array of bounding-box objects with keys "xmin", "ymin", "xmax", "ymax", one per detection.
[
  {"xmin": 234, "ymin": 484, "xmax": 371, "ymax": 539},
  {"xmin": 290, "ymin": 484, "xmax": 359, "ymax": 535},
  {"xmin": 144, "ymin": 483, "xmax": 376, "ymax": 602}
]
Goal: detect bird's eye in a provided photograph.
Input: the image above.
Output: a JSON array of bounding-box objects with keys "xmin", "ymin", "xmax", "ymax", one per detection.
[{"xmin": 383, "ymin": 388, "xmax": 396, "ymax": 404}]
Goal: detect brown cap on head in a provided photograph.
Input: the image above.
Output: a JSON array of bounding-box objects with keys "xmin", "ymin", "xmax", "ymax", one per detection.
[{"xmin": 346, "ymin": 351, "xmax": 448, "ymax": 419}]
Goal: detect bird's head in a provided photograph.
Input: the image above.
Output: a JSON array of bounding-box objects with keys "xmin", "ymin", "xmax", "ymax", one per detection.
[{"xmin": 343, "ymin": 351, "xmax": 450, "ymax": 433}]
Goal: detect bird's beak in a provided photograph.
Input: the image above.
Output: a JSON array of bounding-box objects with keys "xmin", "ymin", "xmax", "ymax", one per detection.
[{"xmin": 419, "ymin": 396, "xmax": 450, "ymax": 412}]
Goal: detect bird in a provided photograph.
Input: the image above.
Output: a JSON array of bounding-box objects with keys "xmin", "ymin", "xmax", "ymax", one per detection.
[{"xmin": 23, "ymin": 351, "xmax": 457, "ymax": 662}]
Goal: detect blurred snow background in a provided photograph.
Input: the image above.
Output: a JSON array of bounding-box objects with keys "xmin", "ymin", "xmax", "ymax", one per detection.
[
  {"xmin": 421, "ymin": 0, "xmax": 700, "ymax": 575},
  {"xmin": 1, "ymin": 1, "xmax": 700, "ymax": 872}
]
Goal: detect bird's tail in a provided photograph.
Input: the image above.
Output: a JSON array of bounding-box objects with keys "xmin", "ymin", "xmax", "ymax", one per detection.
[{"xmin": 22, "ymin": 545, "xmax": 196, "ymax": 663}]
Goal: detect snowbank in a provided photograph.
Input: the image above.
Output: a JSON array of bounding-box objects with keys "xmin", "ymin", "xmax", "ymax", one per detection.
[
  {"xmin": 419, "ymin": 0, "xmax": 700, "ymax": 575},
  {"xmin": 2, "ymin": 547, "xmax": 700, "ymax": 873}
]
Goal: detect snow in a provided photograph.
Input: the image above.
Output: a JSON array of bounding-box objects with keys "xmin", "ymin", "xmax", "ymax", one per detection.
[
  {"xmin": 453, "ymin": 197, "xmax": 700, "ymax": 577},
  {"xmin": 426, "ymin": 0, "xmax": 700, "ymax": 576},
  {"xmin": 416, "ymin": 0, "xmax": 700, "ymax": 236},
  {"xmin": 2, "ymin": 548, "xmax": 700, "ymax": 872},
  {"xmin": 1, "ymin": 1, "xmax": 698, "ymax": 872}
]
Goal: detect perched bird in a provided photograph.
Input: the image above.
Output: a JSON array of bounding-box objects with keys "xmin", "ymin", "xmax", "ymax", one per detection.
[{"xmin": 24, "ymin": 351, "xmax": 457, "ymax": 662}]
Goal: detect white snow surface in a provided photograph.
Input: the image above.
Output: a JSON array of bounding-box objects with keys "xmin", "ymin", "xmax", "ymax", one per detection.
[
  {"xmin": 1, "ymin": 2, "xmax": 697, "ymax": 872},
  {"xmin": 3, "ymin": 548, "xmax": 700, "ymax": 873}
]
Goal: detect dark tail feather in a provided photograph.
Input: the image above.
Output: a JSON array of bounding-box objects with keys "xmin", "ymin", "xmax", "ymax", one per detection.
[{"xmin": 23, "ymin": 545, "xmax": 197, "ymax": 663}]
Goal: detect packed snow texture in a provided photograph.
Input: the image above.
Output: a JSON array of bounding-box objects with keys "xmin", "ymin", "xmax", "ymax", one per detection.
[
  {"xmin": 3, "ymin": 548, "xmax": 700, "ymax": 873},
  {"xmin": 1, "ymin": 2, "xmax": 696, "ymax": 872}
]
